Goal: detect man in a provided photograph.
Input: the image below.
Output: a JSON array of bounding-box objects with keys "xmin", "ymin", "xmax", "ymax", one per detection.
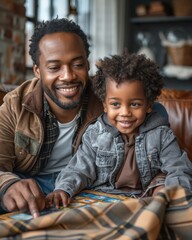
[{"xmin": 0, "ymin": 18, "xmax": 167, "ymax": 218}]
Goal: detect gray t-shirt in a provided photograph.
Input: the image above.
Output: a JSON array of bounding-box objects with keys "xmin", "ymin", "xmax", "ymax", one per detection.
[{"xmin": 39, "ymin": 114, "xmax": 79, "ymax": 174}]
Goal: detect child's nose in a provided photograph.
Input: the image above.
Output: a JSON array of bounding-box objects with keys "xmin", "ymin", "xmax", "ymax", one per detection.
[{"xmin": 121, "ymin": 106, "xmax": 132, "ymax": 116}]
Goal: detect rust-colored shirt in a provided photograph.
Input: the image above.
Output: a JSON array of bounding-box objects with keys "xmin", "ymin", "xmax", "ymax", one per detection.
[{"xmin": 115, "ymin": 134, "xmax": 142, "ymax": 191}]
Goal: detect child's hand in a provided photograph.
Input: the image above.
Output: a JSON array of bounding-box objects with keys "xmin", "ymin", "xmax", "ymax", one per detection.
[
  {"xmin": 152, "ymin": 185, "xmax": 165, "ymax": 196},
  {"xmin": 45, "ymin": 190, "xmax": 71, "ymax": 209}
]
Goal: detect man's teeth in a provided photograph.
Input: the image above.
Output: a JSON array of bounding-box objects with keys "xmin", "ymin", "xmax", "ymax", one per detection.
[{"xmin": 59, "ymin": 87, "xmax": 77, "ymax": 92}]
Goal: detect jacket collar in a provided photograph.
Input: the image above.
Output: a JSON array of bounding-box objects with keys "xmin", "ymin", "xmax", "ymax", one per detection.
[{"xmin": 22, "ymin": 78, "xmax": 44, "ymax": 118}]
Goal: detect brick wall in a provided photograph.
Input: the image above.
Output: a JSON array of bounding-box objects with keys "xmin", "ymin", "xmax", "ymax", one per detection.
[{"xmin": 0, "ymin": 0, "xmax": 26, "ymax": 85}]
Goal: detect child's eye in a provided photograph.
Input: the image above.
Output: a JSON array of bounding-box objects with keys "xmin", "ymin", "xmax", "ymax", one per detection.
[
  {"xmin": 110, "ymin": 102, "xmax": 120, "ymax": 108},
  {"xmin": 131, "ymin": 102, "xmax": 142, "ymax": 108}
]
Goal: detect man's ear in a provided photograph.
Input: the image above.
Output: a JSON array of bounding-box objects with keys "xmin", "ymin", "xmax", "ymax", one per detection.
[
  {"xmin": 33, "ymin": 64, "xmax": 40, "ymax": 79},
  {"xmin": 147, "ymin": 101, "xmax": 153, "ymax": 113}
]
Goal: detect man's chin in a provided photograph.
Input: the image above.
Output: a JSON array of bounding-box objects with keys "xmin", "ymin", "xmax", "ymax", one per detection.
[
  {"xmin": 44, "ymin": 89, "xmax": 82, "ymax": 110},
  {"xmin": 55, "ymin": 99, "xmax": 80, "ymax": 110}
]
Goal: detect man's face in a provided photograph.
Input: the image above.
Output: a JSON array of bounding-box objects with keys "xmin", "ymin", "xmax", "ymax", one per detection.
[{"xmin": 33, "ymin": 32, "xmax": 89, "ymax": 110}]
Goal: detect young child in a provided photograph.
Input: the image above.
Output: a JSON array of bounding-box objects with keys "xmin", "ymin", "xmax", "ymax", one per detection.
[{"xmin": 46, "ymin": 51, "xmax": 192, "ymax": 209}]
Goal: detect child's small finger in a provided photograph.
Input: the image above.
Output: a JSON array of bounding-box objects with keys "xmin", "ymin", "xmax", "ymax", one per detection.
[
  {"xmin": 53, "ymin": 196, "xmax": 60, "ymax": 209},
  {"xmin": 60, "ymin": 193, "xmax": 69, "ymax": 208}
]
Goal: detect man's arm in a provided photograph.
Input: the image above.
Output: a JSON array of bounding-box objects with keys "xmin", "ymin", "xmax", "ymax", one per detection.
[{"xmin": 0, "ymin": 92, "xmax": 45, "ymax": 218}]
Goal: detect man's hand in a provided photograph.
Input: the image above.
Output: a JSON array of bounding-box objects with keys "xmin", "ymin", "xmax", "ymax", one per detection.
[
  {"xmin": 2, "ymin": 179, "xmax": 45, "ymax": 218},
  {"xmin": 45, "ymin": 190, "xmax": 71, "ymax": 209}
]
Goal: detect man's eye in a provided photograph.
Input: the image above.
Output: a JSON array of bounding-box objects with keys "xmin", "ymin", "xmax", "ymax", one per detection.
[
  {"xmin": 48, "ymin": 66, "xmax": 59, "ymax": 70},
  {"xmin": 73, "ymin": 63, "xmax": 84, "ymax": 68}
]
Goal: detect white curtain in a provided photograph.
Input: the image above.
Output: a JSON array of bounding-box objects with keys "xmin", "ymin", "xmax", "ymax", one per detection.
[{"xmin": 89, "ymin": 0, "xmax": 126, "ymax": 75}]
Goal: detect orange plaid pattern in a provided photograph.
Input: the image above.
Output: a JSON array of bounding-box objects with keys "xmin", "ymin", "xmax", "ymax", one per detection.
[{"xmin": 0, "ymin": 185, "xmax": 191, "ymax": 239}]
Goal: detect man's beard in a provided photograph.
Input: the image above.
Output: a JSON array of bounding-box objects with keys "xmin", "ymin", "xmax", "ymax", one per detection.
[{"xmin": 43, "ymin": 85, "xmax": 83, "ymax": 110}]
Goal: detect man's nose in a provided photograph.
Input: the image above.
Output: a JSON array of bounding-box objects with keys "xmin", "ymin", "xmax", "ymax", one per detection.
[{"xmin": 59, "ymin": 66, "xmax": 76, "ymax": 81}]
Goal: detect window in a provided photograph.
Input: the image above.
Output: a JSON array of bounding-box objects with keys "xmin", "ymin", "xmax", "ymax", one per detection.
[{"xmin": 25, "ymin": 0, "xmax": 91, "ymax": 79}]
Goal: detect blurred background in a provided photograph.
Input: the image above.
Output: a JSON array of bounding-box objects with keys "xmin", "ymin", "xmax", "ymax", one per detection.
[{"xmin": 0, "ymin": 0, "xmax": 191, "ymax": 90}]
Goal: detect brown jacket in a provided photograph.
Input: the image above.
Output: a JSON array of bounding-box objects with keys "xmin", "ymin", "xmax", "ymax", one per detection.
[{"xmin": 0, "ymin": 78, "xmax": 103, "ymax": 189}]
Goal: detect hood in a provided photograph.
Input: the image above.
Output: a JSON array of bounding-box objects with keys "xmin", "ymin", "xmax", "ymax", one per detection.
[{"xmin": 139, "ymin": 111, "xmax": 169, "ymax": 133}]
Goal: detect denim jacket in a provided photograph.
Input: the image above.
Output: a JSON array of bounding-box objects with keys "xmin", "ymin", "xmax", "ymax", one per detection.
[{"xmin": 55, "ymin": 111, "xmax": 192, "ymax": 197}]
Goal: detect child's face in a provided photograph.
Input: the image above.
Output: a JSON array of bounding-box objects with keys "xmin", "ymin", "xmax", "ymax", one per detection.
[{"xmin": 103, "ymin": 79, "xmax": 152, "ymax": 137}]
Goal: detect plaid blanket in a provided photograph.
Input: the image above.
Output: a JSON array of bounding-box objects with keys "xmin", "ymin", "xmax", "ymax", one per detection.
[{"xmin": 0, "ymin": 185, "xmax": 192, "ymax": 239}]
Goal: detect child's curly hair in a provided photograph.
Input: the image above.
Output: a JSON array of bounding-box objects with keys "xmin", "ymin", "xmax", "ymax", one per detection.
[{"xmin": 92, "ymin": 50, "xmax": 164, "ymax": 103}]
